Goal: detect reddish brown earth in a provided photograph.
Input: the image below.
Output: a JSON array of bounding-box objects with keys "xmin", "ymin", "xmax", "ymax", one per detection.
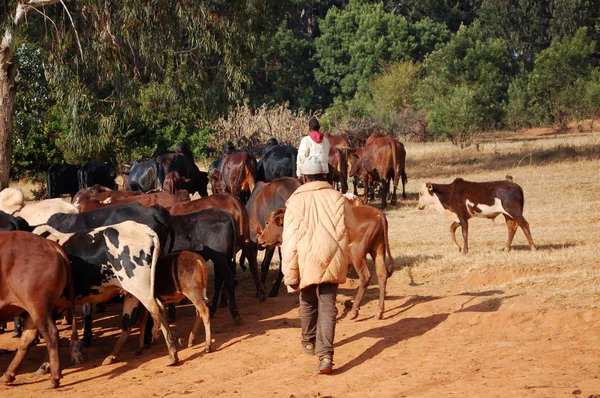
[{"xmin": 1, "ymin": 264, "xmax": 600, "ymax": 398}]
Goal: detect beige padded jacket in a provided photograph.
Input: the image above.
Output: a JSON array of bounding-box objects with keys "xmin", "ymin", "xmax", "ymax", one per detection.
[{"xmin": 281, "ymin": 181, "xmax": 357, "ymax": 291}]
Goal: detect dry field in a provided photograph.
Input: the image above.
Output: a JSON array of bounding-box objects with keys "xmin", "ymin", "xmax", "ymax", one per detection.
[{"xmin": 2, "ymin": 129, "xmax": 600, "ymax": 397}]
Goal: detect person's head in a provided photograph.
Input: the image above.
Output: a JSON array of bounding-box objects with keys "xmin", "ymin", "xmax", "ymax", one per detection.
[
  {"xmin": 308, "ymin": 117, "xmax": 320, "ymax": 132},
  {"xmin": 300, "ymin": 156, "xmax": 329, "ymax": 183}
]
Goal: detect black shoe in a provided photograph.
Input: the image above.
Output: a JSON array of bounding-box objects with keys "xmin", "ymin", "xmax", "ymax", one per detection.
[{"xmin": 316, "ymin": 358, "xmax": 333, "ymax": 374}]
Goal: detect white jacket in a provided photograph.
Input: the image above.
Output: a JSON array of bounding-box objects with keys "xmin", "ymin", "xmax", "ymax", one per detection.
[{"xmin": 296, "ymin": 135, "xmax": 330, "ymax": 177}]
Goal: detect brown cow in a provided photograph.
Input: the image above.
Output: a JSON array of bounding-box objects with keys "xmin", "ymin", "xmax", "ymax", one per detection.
[
  {"xmin": 328, "ymin": 147, "xmax": 348, "ymax": 194},
  {"xmin": 355, "ymin": 133, "xmax": 407, "ymax": 209},
  {"xmin": 0, "ymin": 232, "xmax": 82, "ymax": 389},
  {"xmin": 246, "ymin": 177, "xmax": 301, "ymax": 296},
  {"xmin": 78, "ymin": 191, "xmax": 189, "ymax": 212},
  {"xmin": 257, "ymin": 205, "xmax": 394, "ymax": 319},
  {"xmin": 163, "ymin": 171, "xmax": 188, "ymax": 194},
  {"xmin": 169, "ymin": 193, "xmax": 265, "ymax": 300},
  {"xmin": 218, "ymin": 151, "xmax": 257, "ymax": 204},
  {"xmin": 72, "ymin": 184, "xmax": 140, "ymax": 207},
  {"xmin": 417, "ymin": 177, "xmax": 536, "ymax": 254},
  {"xmin": 138, "ymin": 251, "xmax": 211, "ymax": 352}
]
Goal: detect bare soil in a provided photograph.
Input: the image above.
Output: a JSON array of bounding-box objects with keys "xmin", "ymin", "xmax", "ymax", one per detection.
[{"xmin": 2, "ymin": 129, "xmax": 600, "ymax": 397}]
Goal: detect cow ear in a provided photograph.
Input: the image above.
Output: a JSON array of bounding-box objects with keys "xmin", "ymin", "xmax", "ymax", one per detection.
[
  {"xmin": 426, "ymin": 183, "xmax": 433, "ymax": 192},
  {"xmin": 274, "ymin": 208, "xmax": 286, "ymax": 226}
]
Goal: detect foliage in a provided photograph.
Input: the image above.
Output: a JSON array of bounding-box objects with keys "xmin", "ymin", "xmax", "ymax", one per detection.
[
  {"xmin": 414, "ymin": 21, "xmax": 513, "ymax": 142},
  {"xmin": 314, "ymin": 0, "xmax": 450, "ymax": 102},
  {"xmin": 526, "ymin": 27, "xmax": 596, "ymax": 131},
  {"xmin": 209, "ymin": 103, "xmax": 315, "ymax": 156},
  {"xmin": 385, "ymin": 0, "xmax": 483, "ymax": 32},
  {"xmin": 11, "ymin": 43, "xmax": 62, "ymax": 180}
]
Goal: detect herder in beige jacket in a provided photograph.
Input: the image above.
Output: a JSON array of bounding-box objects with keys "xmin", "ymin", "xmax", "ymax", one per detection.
[{"xmin": 282, "ymin": 155, "xmax": 357, "ymax": 374}]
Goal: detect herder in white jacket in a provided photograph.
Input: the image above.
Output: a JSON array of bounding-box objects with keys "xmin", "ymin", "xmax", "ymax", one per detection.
[{"xmin": 296, "ymin": 118, "xmax": 330, "ymax": 179}]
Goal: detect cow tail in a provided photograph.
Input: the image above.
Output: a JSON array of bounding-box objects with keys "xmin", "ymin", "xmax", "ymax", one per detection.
[
  {"xmin": 46, "ymin": 170, "xmax": 54, "ymax": 199},
  {"xmin": 381, "ymin": 212, "xmax": 394, "ymax": 278},
  {"xmin": 58, "ymin": 246, "xmax": 83, "ymax": 365},
  {"xmin": 230, "ymin": 216, "xmax": 238, "ymax": 272},
  {"xmin": 150, "ymin": 232, "xmax": 163, "ymax": 339}
]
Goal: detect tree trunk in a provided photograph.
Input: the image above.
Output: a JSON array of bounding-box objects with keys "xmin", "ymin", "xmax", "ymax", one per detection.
[{"xmin": 0, "ymin": 56, "xmax": 17, "ymax": 190}]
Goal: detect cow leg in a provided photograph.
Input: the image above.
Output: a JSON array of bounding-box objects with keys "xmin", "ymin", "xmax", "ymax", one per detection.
[
  {"xmin": 167, "ymin": 303, "xmax": 176, "ymax": 322},
  {"xmin": 268, "ymin": 248, "xmax": 284, "ymax": 297},
  {"xmin": 374, "ymin": 250, "xmax": 388, "ymax": 320},
  {"xmin": 136, "ymin": 306, "xmax": 149, "ymax": 355},
  {"xmin": 210, "ymin": 273, "xmax": 224, "ymax": 318},
  {"xmin": 245, "ymin": 242, "xmax": 266, "ymax": 301},
  {"xmin": 353, "ymin": 176, "xmax": 358, "ymax": 196},
  {"xmin": 349, "ymin": 257, "xmax": 371, "ymax": 320},
  {"xmin": 1, "ymin": 315, "xmax": 40, "ymax": 385},
  {"xmin": 503, "ymin": 214, "xmax": 519, "ymax": 252},
  {"xmin": 460, "ymin": 218, "xmax": 469, "ymax": 254},
  {"xmin": 450, "ymin": 222, "xmax": 461, "ymax": 252},
  {"xmin": 12, "ymin": 316, "xmax": 22, "ymax": 338},
  {"xmin": 391, "ymin": 172, "xmax": 399, "ymax": 205},
  {"xmin": 82, "ymin": 303, "xmax": 93, "ymax": 346},
  {"xmin": 380, "ymin": 179, "xmax": 388, "ymax": 209},
  {"xmin": 146, "ymin": 298, "xmax": 179, "ymax": 366},
  {"xmin": 102, "ymin": 295, "xmax": 141, "ymax": 366},
  {"xmin": 186, "ymin": 291, "xmax": 212, "ymax": 352},
  {"xmin": 224, "ymin": 275, "xmax": 241, "ymax": 325},
  {"xmin": 261, "ymin": 247, "xmax": 276, "ymax": 285},
  {"xmin": 514, "ymin": 215, "xmax": 536, "ymax": 251}
]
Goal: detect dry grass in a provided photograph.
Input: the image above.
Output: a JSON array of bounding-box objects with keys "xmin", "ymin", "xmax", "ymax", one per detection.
[{"xmin": 367, "ymin": 129, "xmax": 600, "ymax": 312}]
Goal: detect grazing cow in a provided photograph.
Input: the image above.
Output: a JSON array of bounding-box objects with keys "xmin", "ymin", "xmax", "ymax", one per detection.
[
  {"xmin": 169, "ymin": 209, "xmax": 240, "ymax": 324},
  {"xmin": 246, "ymin": 177, "xmax": 301, "ymax": 297},
  {"xmin": 78, "ymin": 162, "xmax": 116, "ymax": 190},
  {"xmin": 0, "ymin": 210, "xmax": 31, "ymax": 232},
  {"xmin": 356, "ymin": 133, "xmax": 407, "ymax": 209},
  {"xmin": 126, "ymin": 160, "xmax": 165, "ymax": 192},
  {"xmin": 328, "ymin": 147, "xmax": 348, "ymax": 194},
  {"xmin": 0, "ymin": 231, "xmax": 82, "ymax": 389},
  {"xmin": 170, "ymin": 193, "xmax": 265, "ymax": 300},
  {"xmin": 138, "ymin": 251, "xmax": 211, "ymax": 352},
  {"xmin": 47, "ymin": 164, "xmax": 80, "ymax": 199},
  {"xmin": 256, "ymin": 138, "xmax": 298, "ymax": 182},
  {"xmin": 219, "ymin": 150, "xmax": 257, "ymax": 204},
  {"xmin": 257, "ymin": 205, "xmax": 394, "ymax": 319},
  {"xmin": 0, "ymin": 188, "xmax": 24, "ymax": 215},
  {"xmin": 417, "ymin": 177, "xmax": 536, "ymax": 254},
  {"xmin": 14, "ymin": 199, "xmax": 79, "ymax": 226},
  {"xmin": 33, "ymin": 221, "xmax": 179, "ymax": 366},
  {"xmin": 77, "ymin": 191, "xmax": 189, "ymax": 212},
  {"xmin": 72, "ymin": 184, "xmax": 141, "ymax": 207}
]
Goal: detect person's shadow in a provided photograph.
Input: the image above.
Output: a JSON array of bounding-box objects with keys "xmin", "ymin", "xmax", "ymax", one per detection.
[{"xmin": 333, "ymin": 313, "xmax": 449, "ymax": 374}]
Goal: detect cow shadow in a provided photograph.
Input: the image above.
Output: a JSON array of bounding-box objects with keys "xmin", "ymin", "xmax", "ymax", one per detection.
[
  {"xmin": 513, "ymin": 242, "xmax": 579, "ymax": 251},
  {"xmin": 334, "ymin": 313, "xmax": 450, "ymax": 374},
  {"xmin": 455, "ymin": 295, "xmax": 518, "ymax": 313}
]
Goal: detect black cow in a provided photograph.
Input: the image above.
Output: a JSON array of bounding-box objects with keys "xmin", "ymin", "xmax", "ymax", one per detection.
[
  {"xmin": 78, "ymin": 163, "xmax": 116, "ymax": 190},
  {"xmin": 257, "ymin": 138, "xmax": 298, "ymax": 182},
  {"xmin": 0, "ymin": 210, "xmax": 31, "ymax": 232},
  {"xmin": 126, "ymin": 160, "xmax": 165, "ymax": 192},
  {"xmin": 168, "ymin": 209, "xmax": 240, "ymax": 324},
  {"xmin": 47, "ymin": 164, "xmax": 80, "ymax": 199}
]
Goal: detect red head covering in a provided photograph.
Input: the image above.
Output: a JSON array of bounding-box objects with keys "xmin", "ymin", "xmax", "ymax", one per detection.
[{"xmin": 309, "ymin": 130, "xmax": 324, "ymax": 143}]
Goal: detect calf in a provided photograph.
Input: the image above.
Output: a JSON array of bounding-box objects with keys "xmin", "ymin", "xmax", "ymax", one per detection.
[
  {"xmin": 169, "ymin": 209, "xmax": 240, "ymax": 324},
  {"xmin": 417, "ymin": 177, "xmax": 536, "ymax": 254},
  {"xmin": 257, "ymin": 206, "xmax": 394, "ymax": 319},
  {"xmin": 138, "ymin": 251, "xmax": 211, "ymax": 352},
  {"xmin": 0, "ymin": 232, "xmax": 82, "ymax": 389},
  {"xmin": 33, "ymin": 221, "xmax": 179, "ymax": 366},
  {"xmin": 47, "ymin": 164, "xmax": 80, "ymax": 199},
  {"xmin": 14, "ymin": 198, "xmax": 79, "ymax": 226}
]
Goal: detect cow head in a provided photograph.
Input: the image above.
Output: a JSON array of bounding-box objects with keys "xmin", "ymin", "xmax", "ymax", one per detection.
[
  {"xmin": 417, "ymin": 183, "xmax": 441, "ymax": 210},
  {"xmin": 257, "ymin": 208, "xmax": 286, "ymax": 247},
  {"xmin": 348, "ymin": 152, "xmax": 362, "ymax": 177},
  {"xmin": 209, "ymin": 169, "xmax": 222, "ymax": 194}
]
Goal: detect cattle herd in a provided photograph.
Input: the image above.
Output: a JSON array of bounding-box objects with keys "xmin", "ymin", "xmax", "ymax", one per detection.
[{"xmin": 0, "ymin": 133, "xmax": 536, "ymax": 389}]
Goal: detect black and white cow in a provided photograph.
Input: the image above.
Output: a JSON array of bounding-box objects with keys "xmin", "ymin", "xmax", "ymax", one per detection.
[
  {"xmin": 33, "ymin": 220, "xmax": 179, "ymax": 366},
  {"xmin": 417, "ymin": 177, "xmax": 536, "ymax": 254}
]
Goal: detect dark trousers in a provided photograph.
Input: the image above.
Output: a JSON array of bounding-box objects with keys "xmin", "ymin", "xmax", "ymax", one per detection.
[{"xmin": 300, "ymin": 283, "xmax": 338, "ymax": 360}]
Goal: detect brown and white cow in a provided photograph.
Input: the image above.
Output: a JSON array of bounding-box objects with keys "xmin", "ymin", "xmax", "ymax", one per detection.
[
  {"xmin": 257, "ymin": 205, "xmax": 394, "ymax": 319},
  {"xmin": 417, "ymin": 177, "xmax": 536, "ymax": 254}
]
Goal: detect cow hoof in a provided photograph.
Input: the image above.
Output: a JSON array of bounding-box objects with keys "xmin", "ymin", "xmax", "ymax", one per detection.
[
  {"xmin": 205, "ymin": 345, "xmax": 211, "ymax": 354},
  {"xmin": 177, "ymin": 337, "xmax": 185, "ymax": 347},
  {"xmin": 1, "ymin": 374, "xmax": 15, "ymax": 384},
  {"xmin": 348, "ymin": 310, "xmax": 358, "ymax": 320},
  {"xmin": 44, "ymin": 380, "xmax": 59, "ymax": 389},
  {"xmin": 267, "ymin": 289, "xmax": 279, "ymax": 298},
  {"xmin": 232, "ymin": 314, "xmax": 242, "ymax": 326},
  {"xmin": 36, "ymin": 363, "xmax": 50, "ymax": 375},
  {"xmin": 257, "ymin": 290, "xmax": 267, "ymax": 302},
  {"xmin": 165, "ymin": 356, "xmax": 179, "ymax": 367},
  {"xmin": 376, "ymin": 311, "xmax": 384, "ymax": 320},
  {"xmin": 134, "ymin": 348, "xmax": 142, "ymax": 356},
  {"xmin": 102, "ymin": 356, "xmax": 116, "ymax": 366}
]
